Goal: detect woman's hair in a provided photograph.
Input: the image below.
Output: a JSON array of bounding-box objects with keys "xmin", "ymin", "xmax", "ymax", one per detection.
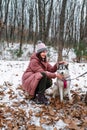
[{"xmin": 36, "ymin": 53, "xmax": 47, "ymax": 62}]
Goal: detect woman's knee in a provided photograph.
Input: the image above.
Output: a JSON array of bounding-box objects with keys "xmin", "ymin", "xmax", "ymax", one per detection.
[
  {"xmin": 41, "ymin": 72, "xmax": 47, "ymax": 78},
  {"xmin": 49, "ymin": 79, "xmax": 52, "ymax": 86},
  {"xmin": 46, "ymin": 78, "xmax": 52, "ymax": 88}
]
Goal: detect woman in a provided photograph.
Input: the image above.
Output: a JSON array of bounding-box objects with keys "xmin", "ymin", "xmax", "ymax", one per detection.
[{"xmin": 22, "ymin": 42, "xmax": 65, "ymax": 105}]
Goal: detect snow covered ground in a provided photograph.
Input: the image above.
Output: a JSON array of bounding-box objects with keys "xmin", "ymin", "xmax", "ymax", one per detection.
[{"xmin": 0, "ymin": 43, "xmax": 87, "ymax": 130}]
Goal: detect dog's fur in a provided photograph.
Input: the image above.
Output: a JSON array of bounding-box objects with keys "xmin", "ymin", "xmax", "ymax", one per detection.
[{"xmin": 47, "ymin": 64, "xmax": 72, "ymax": 102}]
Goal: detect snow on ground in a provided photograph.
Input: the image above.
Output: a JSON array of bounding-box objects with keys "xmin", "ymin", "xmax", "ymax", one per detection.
[{"xmin": 0, "ymin": 42, "xmax": 87, "ymax": 130}]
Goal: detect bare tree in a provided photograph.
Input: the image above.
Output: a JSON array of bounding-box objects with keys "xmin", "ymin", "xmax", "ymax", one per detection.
[
  {"xmin": 4, "ymin": 0, "xmax": 10, "ymax": 45},
  {"xmin": 34, "ymin": 0, "xmax": 38, "ymax": 51},
  {"xmin": 12, "ymin": 0, "xmax": 18, "ymax": 44},
  {"xmin": 58, "ymin": 0, "xmax": 67, "ymax": 61},
  {"xmin": 28, "ymin": 0, "xmax": 34, "ymax": 42},
  {"xmin": 0, "ymin": 0, "xmax": 87, "ymax": 53},
  {"xmin": 0, "ymin": 0, "xmax": 3, "ymax": 41},
  {"xmin": 38, "ymin": 0, "xmax": 53, "ymax": 42},
  {"xmin": 80, "ymin": 0, "xmax": 85, "ymax": 41},
  {"xmin": 9, "ymin": 0, "xmax": 14, "ymax": 43},
  {"xmin": 84, "ymin": 0, "xmax": 87, "ymax": 40},
  {"xmin": 19, "ymin": 0, "xmax": 25, "ymax": 54},
  {"xmin": 38, "ymin": 0, "xmax": 43, "ymax": 40},
  {"xmin": 44, "ymin": 0, "xmax": 53, "ymax": 42},
  {"xmin": 0, "ymin": 0, "xmax": 2, "ymax": 19},
  {"xmin": 65, "ymin": 2, "xmax": 76, "ymax": 46}
]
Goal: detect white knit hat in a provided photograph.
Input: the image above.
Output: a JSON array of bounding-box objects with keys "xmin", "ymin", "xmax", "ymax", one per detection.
[{"xmin": 36, "ymin": 43, "xmax": 47, "ymax": 53}]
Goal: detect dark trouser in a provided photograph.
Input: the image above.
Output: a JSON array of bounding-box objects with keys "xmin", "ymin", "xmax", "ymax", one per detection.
[{"xmin": 35, "ymin": 72, "xmax": 52, "ymax": 94}]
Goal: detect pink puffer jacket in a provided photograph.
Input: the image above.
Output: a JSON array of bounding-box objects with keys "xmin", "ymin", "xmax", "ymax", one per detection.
[{"xmin": 22, "ymin": 53, "xmax": 57, "ymax": 96}]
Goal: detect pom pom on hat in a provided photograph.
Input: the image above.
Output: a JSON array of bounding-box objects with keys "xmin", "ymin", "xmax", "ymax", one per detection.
[
  {"xmin": 37, "ymin": 40, "xmax": 42, "ymax": 44},
  {"xmin": 36, "ymin": 43, "xmax": 47, "ymax": 53}
]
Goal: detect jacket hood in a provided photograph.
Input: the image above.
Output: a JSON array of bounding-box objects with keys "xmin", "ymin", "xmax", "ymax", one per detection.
[
  {"xmin": 30, "ymin": 53, "xmax": 39, "ymax": 61},
  {"xmin": 30, "ymin": 52, "xmax": 47, "ymax": 69}
]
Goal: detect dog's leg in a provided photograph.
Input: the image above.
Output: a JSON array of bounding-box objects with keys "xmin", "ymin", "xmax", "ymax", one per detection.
[
  {"xmin": 67, "ymin": 87, "xmax": 72, "ymax": 100},
  {"xmin": 59, "ymin": 86, "xmax": 63, "ymax": 102}
]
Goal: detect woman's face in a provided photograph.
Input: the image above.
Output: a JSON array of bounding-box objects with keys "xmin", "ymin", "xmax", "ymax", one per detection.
[{"xmin": 40, "ymin": 50, "xmax": 47, "ymax": 59}]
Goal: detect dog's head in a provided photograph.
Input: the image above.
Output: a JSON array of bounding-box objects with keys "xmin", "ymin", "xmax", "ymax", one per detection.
[{"xmin": 57, "ymin": 64, "xmax": 69, "ymax": 77}]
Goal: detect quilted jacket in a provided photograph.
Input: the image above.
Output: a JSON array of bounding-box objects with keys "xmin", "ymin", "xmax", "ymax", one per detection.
[{"xmin": 22, "ymin": 53, "xmax": 57, "ymax": 96}]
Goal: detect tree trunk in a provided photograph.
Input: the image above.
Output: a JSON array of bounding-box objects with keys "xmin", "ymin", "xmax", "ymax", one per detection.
[
  {"xmin": 84, "ymin": 0, "xmax": 87, "ymax": 39},
  {"xmin": 80, "ymin": 0, "xmax": 85, "ymax": 41},
  {"xmin": 38, "ymin": 0, "xmax": 43, "ymax": 40},
  {"xmin": 0, "ymin": 0, "xmax": 3, "ymax": 41},
  {"xmin": 19, "ymin": 0, "xmax": 25, "ymax": 54},
  {"xmin": 34, "ymin": 0, "xmax": 38, "ymax": 52},
  {"xmin": 12, "ymin": 0, "xmax": 17, "ymax": 44},
  {"xmin": 4, "ymin": 0, "xmax": 10, "ymax": 45},
  {"xmin": 44, "ymin": 0, "xmax": 53, "ymax": 42},
  {"xmin": 58, "ymin": 0, "xmax": 67, "ymax": 61}
]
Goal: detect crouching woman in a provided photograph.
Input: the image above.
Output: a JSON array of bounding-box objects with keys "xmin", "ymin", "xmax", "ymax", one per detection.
[{"xmin": 22, "ymin": 42, "xmax": 65, "ymax": 105}]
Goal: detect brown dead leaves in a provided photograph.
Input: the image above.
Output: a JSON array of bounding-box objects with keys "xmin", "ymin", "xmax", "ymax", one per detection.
[
  {"xmin": 27, "ymin": 124, "xmax": 44, "ymax": 130},
  {"xmin": 0, "ymin": 83, "xmax": 87, "ymax": 130}
]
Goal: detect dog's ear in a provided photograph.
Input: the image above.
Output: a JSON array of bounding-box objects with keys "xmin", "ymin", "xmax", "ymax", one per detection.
[
  {"xmin": 59, "ymin": 64, "xmax": 64, "ymax": 69},
  {"xmin": 65, "ymin": 64, "xmax": 69, "ymax": 69},
  {"xmin": 57, "ymin": 64, "xmax": 61, "ymax": 70}
]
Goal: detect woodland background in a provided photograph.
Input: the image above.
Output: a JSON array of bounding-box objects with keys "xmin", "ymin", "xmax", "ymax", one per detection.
[{"xmin": 0, "ymin": 0, "xmax": 87, "ymax": 61}]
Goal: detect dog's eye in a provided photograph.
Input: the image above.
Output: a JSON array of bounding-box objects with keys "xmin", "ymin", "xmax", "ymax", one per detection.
[{"xmin": 58, "ymin": 65, "xmax": 63, "ymax": 70}]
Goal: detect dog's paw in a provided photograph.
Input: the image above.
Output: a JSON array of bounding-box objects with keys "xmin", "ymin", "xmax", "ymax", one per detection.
[
  {"xmin": 69, "ymin": 99, "xmax": 73, "ymax": 104},
  {"xmin": 69, "ymin": 95, "xmax": 72, "ymax": 100}
]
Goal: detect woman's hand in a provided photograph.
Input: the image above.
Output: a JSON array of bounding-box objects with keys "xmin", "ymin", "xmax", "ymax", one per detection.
[
  {"xmin": 56, "ymin": 73, "xmax": 65, "ymax": 80},
  {"xmin": 58, "ymin": 61, "xmax": 67, "ymax": 65}
]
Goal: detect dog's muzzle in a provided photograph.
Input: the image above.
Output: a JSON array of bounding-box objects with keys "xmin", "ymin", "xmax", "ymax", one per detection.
[{"xmin": 61, "ymin": 72, "xmax": 64, "ymax": 75}]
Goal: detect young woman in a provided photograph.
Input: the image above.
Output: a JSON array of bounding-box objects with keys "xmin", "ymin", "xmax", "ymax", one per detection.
[{"xmin": 22, "ymin": 42, "xmax": 65, "ymax": 105}]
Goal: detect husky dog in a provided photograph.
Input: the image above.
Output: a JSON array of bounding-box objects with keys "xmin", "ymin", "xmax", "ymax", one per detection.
[{"xmin": 51, "ymin": 64, "xmax": 72, "ymax": 102}]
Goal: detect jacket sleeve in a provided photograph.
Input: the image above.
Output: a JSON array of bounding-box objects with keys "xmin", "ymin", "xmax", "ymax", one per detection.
[
  {"xmin": 45, "ymin": 71, "xmax": 56, "ymax": 78},
  {"xmin": 47, "ymin": 62, "xmax": 57, "ymax": 72},
  {"xmin": 29, "ymin": 59, "xmax": 57, "ymax": 79}
]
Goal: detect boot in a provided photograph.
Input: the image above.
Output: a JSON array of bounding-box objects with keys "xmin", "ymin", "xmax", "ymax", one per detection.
[{"xmin": 34, "ymin": 93, "xmax": 50, "ymax": 105}]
